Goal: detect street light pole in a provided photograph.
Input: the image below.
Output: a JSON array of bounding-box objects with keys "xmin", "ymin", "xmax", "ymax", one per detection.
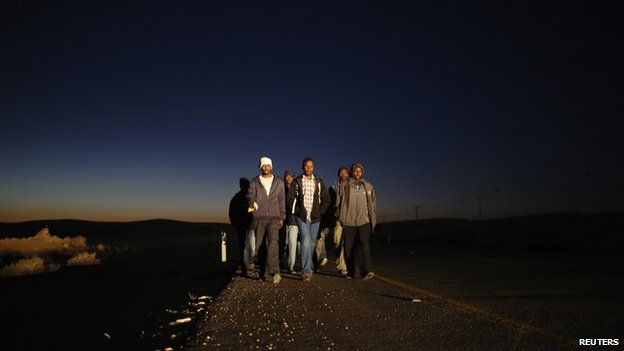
[
  {"xmin": 412, "ymin": 205, "xmax": 419, "ymax": 221},
  {"xmin": 477, "ymin": 195, "xmax": 482, "ymax": 221}
]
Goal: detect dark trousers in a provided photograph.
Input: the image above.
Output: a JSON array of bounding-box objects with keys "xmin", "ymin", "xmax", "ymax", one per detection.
[
  {"xmin": 343, "ymin": 223, "xmax": 372, "ymax": 277},
  {"xmin": 254, "ymin": 218, "xmax": 280, "ymax": 277},
  {"xmin": 235, "ymin": 225, "xmax": 249, "ymax": 273}
]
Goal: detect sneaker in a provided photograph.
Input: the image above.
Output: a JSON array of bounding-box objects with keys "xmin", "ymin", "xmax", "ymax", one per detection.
[
  {"xmin": 339, "ymin": 270, "xmax": 348, "ymax": 276},
  {"xmin": 302, "ymin": 274, "xmax": 312, "ymax": 282},
  {"xmin": 362, "ymin": 272, "xmax": 375, "ymax": 280},
  {"xmin": 273, "ymin": 273, "xmax": 281, "ymax": 284},
  {"xmin": 320, "ymin": 257, "xmax": 328, "ymax": 266},
  {"xmin": 290, "ymin": 270, "xmax": 297, "ymax": 275}
]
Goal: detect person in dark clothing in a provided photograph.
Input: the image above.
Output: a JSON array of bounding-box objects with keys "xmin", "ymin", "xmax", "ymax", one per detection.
[
  {"xmin": 329, "ymin": 167, "xmax": 350, "ymax": 275},
  {"xmin": 336, "ymin": 163, "xmax": 377, "ymax": 280},
  {"xmin": 247, "ymin": 157, "xmax": 286, "ymax": 284},
  {"xmin": 316, "ymin": 167, "xmax": 348, "ymax": 272},
  {"xmin": 228, "ymin": 177, "xmax": 253, "ymax": 276},
  {"xmin": 281, "ymin": 170, "xmax": 300, "ymax": 274},
  {"xmin": 287, "ymin": 157, "xmax": 331, "ymax": 282}
]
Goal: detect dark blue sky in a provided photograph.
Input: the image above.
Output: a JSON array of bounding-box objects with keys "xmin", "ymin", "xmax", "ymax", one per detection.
[{"xmin": 1, "ymin": 1, "xmax": 622, "ymax": 222}]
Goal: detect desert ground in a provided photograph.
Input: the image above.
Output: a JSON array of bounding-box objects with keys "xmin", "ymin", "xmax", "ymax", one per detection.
[
  {"xmin": 2, "ymin": 213, "xmax": 622, "ymax": 350},
  {"xmin": 1, "ymin": 220, "xmax": 234, "ymax": 350}
]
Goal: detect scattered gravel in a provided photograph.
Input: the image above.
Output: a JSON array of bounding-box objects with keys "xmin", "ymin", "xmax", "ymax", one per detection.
[{"xmin": 185, "ymin": 271, "xmax": 431, "ymax": 350}]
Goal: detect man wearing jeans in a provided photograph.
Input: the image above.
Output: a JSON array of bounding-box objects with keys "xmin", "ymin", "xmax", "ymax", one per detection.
[
  {"xmin": 247, "ymin": 157, "xmax": 286, "ymax": 284},
  {"xmin": 244, "ymin": 228, "xmax": 255, "ymax": 272},
  {"xmin": 336, "ymin": 163, "xmax": 377, "ymax": 280},
  {"xmin": 282, "ymin": 170, "xmax": 299, "ymax": 274},
  {"xmin": 287, "ymin": 157, "xmax": 330, "ymax": 282}
]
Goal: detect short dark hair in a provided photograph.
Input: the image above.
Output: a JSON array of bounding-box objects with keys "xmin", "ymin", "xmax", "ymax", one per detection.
[
  {"xmin": 301, "ymin": 157, "xmax": 314, "ymax": 169},
  {"xmin": 239, "ymin": 177, "xmax": 250, "ymax": 191},
  {"xmin": 337, "ymin": 167, "xmax": 348, "ymax": 176}
]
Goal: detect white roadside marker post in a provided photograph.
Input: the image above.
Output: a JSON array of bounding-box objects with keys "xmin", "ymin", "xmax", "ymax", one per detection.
[{"xmin": 221, "ymin": 231, "xmax": 227, "ymax": 262}]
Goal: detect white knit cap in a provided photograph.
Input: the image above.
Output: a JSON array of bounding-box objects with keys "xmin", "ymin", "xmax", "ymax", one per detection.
[{"xmin": 259, "ymin": 157, "xmax": 272, "ymax": 168}]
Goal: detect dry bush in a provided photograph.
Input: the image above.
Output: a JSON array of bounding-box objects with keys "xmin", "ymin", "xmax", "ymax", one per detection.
[
  {"xmin": 0, "ymin": 256, "xmax": 61, "ymax": 277},
  {"xmin": 0, "ymin": 227, "xmax": 88, "ymax": 257},
  {"xmin": 67, "ymin": 252, "xmax": 101, "ymax": 266}
]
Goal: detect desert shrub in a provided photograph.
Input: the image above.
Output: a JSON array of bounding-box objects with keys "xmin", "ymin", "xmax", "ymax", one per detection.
[
  {"xmin": 0, "ymin": 227, "xmax": 88, "ymax": 257},
  {"xmin": 67, "ymin": 252, "xmax": 101, "ymax": 266},
  {"xmin": 0, "ymin": 256, "xmax": 61, "ymax": 277}
]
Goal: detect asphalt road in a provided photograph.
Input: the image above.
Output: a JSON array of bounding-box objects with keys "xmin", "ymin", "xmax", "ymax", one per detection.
[
  {"xmin": 188, "ymin": 241, "xmax": 622, "ymax": 350},
  {"xmin": 371, "ymin": 243, "xmax": 623, "ymax": 350}
]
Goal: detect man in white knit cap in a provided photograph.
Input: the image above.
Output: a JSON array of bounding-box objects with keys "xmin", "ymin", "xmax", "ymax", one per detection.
[{"xmin": 247, "ymin": 156, "xmax": 286, "ymax": 283}]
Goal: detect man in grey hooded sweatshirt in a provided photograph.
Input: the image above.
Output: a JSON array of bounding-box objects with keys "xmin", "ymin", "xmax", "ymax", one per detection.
[
  {"xmin": 335, "ymin": 163, "xmax": 377, "ymax": 280},
  {"xmin": 247, "ymin": 156, "xmax": 286, "ymax": 284}
]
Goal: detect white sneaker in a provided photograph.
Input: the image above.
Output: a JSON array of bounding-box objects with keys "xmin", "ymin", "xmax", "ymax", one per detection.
[
  {"xmin": 273, "ymin": 273, "xmax": 281, "ymax": 284},
  {"xmin": 320, "ymin": 258, "xmax": 328, "ymax": 266}
]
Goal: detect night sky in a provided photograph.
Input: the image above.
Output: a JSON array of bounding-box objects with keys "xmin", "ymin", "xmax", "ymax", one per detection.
[{"xmin": 1, "ymin": 1, "xmax": 622, "ymax": 222}]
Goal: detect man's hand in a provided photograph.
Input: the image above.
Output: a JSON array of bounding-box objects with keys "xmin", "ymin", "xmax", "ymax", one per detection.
[
  {"xmin": 248, "ymin": 201, "xmax": 258, "ymax": 213},
  {"xmin": 278, "ymin": 220, "xmax": 284, "ymax": 229}
]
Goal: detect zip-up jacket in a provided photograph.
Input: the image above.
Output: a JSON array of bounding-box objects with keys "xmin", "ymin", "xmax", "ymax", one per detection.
[
  {"xmin": 247, "ymin": 175, "xmax": 286, "ymax": 220},
  {"xmin": 287, "ymin": 174, "xmax": 331, "ymax": 223},
  {"xmin": 335, "ymin": 178, "xmax": 377, "ymax": 232}
]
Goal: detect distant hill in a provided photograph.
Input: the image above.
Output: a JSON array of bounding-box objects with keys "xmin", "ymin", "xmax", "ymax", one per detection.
[
  {"xmin": 375, "ymin": 212, "xmax": 624, "ymax": 252},
  {"xmin": 3, "ymin": 212, "xmax": 622, "ymax": 253},
  {"xmin": 0, "ymin": 219, "xmax": 234, "ymax": 248}
]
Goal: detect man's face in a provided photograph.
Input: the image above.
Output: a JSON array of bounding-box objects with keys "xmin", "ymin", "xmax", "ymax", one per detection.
[
  {"xmin": 261, "ymin": 164, "xmax": 272, "ymax": 175},
  {"xmin": 285, "ymin": 174, "xmax": 293, "ymax": 186},
  {"xmin": 338, "ymin": 169, "xmax": 349, "ymax": 182},
  {"xmin": 303, "ymin": 161, "xmax": 314, "ymax": 177},
  {"xmin": 352, "ymin": 167, "xmax": 363, "ymax": 180}
]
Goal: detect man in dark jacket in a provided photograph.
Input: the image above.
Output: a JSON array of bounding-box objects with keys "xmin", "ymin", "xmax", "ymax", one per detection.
[
  {"xmin": 336, "ymin": 163, "xmax": 377, "ymax": 280},
  {"xmin": 247, "ymin": 157, "xmax": 286, "ymax": 284},
  {"xmin": 317, "ymin": 166, "xmax": 348, "ymax": 273},
  {"xmin": 330, "ymin": 167, "xmax": 350, "ymax": 275},
  {"xmin": 228, "ymin": 177, "xmax": 253, "ymax": 276},
  {"xmin": 281, "ymin": 170, "xmax": 299, "ymax": 274},
  {"xmin": 287, "ymin": 157, "xmax": 330, "ymax": 282}
]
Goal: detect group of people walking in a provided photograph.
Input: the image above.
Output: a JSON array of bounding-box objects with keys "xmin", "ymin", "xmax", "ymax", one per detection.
[{"xmin": 229, "ymin": 156, "xmax": 377, "ymax": 284}]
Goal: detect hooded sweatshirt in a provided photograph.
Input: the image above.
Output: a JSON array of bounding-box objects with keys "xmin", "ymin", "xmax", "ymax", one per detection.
[
  {"xmin": 335, "ymin": 163, "xmax": 377, "ymax": 231},
  {"xmin": 247, "ymin": 174, "xmax": 286, "ymax": 221}
]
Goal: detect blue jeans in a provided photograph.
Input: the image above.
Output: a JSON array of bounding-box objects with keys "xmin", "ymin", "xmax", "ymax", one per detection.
[
  {"xmin": 243, "ymin": 229, "xmax": 255, "ymax": 267},
  {"xmin": 282, "ymin": 225, "xmax": 299, "ymax": 271},
  {"xmin": 296, "ymin": 217, "xmax": 320, "ymax": 275}
]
